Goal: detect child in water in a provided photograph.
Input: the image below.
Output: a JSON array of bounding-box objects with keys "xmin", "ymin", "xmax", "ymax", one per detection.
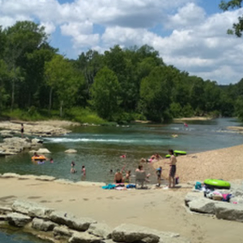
[
  {"xmin": 70, "ymin": 161, "xmax": 76, "ymax": 173},
  {"xmin": 81, "ymin": 165, "xmax": 86, "ymax": 176}
]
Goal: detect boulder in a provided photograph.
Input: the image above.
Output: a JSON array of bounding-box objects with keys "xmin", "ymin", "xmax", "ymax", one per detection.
[
  {"xmin": 53, "ymin": 225, "xmax": 73, "ymax": 238},
  {"xmin": 31, "ymin": 138, "xmax": 43, "ymax": 144},
  {"xmin": 0, "ymin": 206, "xmax": 12, "ymax": 214},
  {"xmin": 0, "ymin": 130, "xmax": 14, "ymax": 138},
  {"xmin": 7, "ymin": 212, "xmax": 32, "ymax": 227},
  {"xmin": 0, "ymin": 214, "xmax": 7, "ymax": 221},
  {"xmin": 32, "ymin": 217, "xmax": 57, "ymax": 231},
  {"xmin": 36, "ymin": 148, "xmax": 51, "ymax": 154},
  {"xmin": 49, "ymin": 211, "xmax": 96, "ymax": 231},
  {"xmin": 69, "ymin": 231, "xmax": 102, "ymax": 243},
  {"xmin": 188, "ymin": 198, "xmax": 217, "ymax": 214},
  {"xmin": 184, "ymin": 192, "xmax": 203, "ymax": 206},
  {"xmin": 65, "ymin": 149, "xmax": 77, "ymax": 153},
  {"xmin": 230, "ymin": 196, "xmax": 243, "ymax": 205},
  {"xmin": 88, "ymin": 222, "xmax": 112, "ymax": 239},
  {"xmin": 12, "ymin": 199, "xmax": 53, "ymax": 219},
  {"xmin": 215, "ymin": 203, "xmax": 243, "ymax": 222},
  {"xmin": 111, "ymin": 224, "xmax": 160, "ymax": 243},
  {"xmin": 1, "ymin": 173, "xmax": 20, "ymax": 178}
]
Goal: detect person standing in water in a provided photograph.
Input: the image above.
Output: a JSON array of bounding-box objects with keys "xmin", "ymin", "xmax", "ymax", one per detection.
[
  {"xmin": 21, "ymin": 123, "xmax": 24, "ymax": 138},
  {"xmin": 70, "ymin": 161, "xmax": 76, "ymax": 173},
  {"xmin": 167, "ymin": 149, "xmax": 177, "ymax": 188},
  {"xmin": 81, "ymin": 165, "xmax": 86, "ymax": 176},
  {"xmin": 156, "ymin": 166, "xmax": 162, "ymax": 187}
]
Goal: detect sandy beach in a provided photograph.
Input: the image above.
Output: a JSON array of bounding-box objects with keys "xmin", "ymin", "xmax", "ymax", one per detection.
[
  {"xmin": 1, "ymin": 144, "xmax": 243, "ymax": 243},
  {"xmin": 153, "ymin": 144, "xmax": 243, "ymax": 183}
]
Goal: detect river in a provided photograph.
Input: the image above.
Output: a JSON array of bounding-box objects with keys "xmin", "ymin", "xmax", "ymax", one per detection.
[{"xmin": 0, "ymin": 118, "xmax": 243, "ymax": 242}]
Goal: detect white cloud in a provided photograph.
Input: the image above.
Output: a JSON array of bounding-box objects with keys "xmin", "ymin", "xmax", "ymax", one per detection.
[{"xmin": 0, "ymin": 0, "xmax": 243, "ymax": 84}]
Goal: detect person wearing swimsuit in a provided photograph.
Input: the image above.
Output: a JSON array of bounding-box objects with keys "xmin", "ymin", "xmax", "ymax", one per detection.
[
  {"xmin": 114, "ymin": 169, "xmax": 124, "ymax": 183},
  {"xmin": 168, "ymin": 149, "xmax": 177, "ymax": 188}
]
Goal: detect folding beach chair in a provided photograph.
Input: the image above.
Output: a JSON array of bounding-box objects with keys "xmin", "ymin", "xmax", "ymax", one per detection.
[{"xmin": 135, "ymin": 171, "xmax": 147, "ymax": 189}]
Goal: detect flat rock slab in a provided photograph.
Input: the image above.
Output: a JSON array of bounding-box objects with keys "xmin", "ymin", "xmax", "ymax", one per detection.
[
  {"xmin": 12, "ymin": 199, "xmax": 53, "ymax": 219},
  {"xmin": 69, "ymin": 232, "xmax": 102, "ymax": 243},
  {"xmin": 36, "ymin": 148, "xmax": 51, "ymax": 154},
  {"xmin": 53, "ymin": 225, "xmax": 73, "ymax": 237},
  {"xmin": 88, "ymin": 222, "xmax": 112, "ymax": 239},
  {"xmin": 65, "ymin": 149, "xmax": 77, "ymax": 153},
  {"xmin": 111, "ymin": 223, "xmax": 160, "ymax": 243},
  {"xmin": 7, "ymin": 212, "xmax": 32, "ymax": 227},
  {"xmin": 184, "ymin": 192, "xmax": 203, "ymax": 206},
  {"xmin": 49, "ymin": 211, "xmax": 96, "ymax": 231},
  {"xmin": 32, "ymin": 217, "xmax": 57, "ymax": 231},
  {"xmin": 215, "ymin": 203, "xmax": 243, "ymax": 222},
  {"xmin": 0, "ymin": 206, "xmax": 12, "ymax": 214},
  {"xmin": 188, "ymin": 198, "xmax": 217, "ymax": 214}
]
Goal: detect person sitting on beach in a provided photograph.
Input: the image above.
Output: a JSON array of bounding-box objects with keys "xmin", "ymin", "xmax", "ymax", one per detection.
[
  {"xmin": 125, "ymin": 170, "xmax": 131, "ymax": 183},
  {"xmin": 70, "ymin": 161, "xmax": 76, "ymax": 173},
  {"xmin": 82, "ymin": 165, "xmax": 86, "ymax": 176},
  {"xmin": 166, "ymin": 149, "xmax": 177, "ymax": 188},
  {"xmin": 114, "ymin": 169, "xmax": 124, "ymax": 184},
  {"xmin": 135, "ymin": 165, "xmax": 150, "ymax": 180},
  {"xmin": 156, "ymin": 166, "xmax": 162, "ymax": 186}
]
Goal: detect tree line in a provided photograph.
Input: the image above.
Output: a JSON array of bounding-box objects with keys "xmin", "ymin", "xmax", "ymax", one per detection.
[{"xmin": 0, "ymin": 20, "xmax": 243, "ymax": 123}]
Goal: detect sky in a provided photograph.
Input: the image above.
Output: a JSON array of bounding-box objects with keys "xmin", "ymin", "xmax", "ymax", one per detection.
[{"xmin": 0, "ymin": 0, "xmax": 243, "ymax": 85}]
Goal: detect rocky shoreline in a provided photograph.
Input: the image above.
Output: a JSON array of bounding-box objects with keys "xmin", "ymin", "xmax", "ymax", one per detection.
[
  {"xmin": 0, "ymin": 173, "xmax": 190, "ymax": 243},
  {"xmin": 0, "ymin": 120, "xmax": 80, "ymax": 138}
]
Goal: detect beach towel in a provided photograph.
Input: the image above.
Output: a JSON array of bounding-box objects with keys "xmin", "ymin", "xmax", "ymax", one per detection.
[{"xmin": 102, "ymin": 184, "xmax": 116, "ymax": 190}]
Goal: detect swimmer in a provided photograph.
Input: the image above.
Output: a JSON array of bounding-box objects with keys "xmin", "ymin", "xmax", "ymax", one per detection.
[
  {"xmin": 81, "ymin": 165, "xmax": 86, "ymax": 176},
  {"xmin": 50, "ymin": 158, "xmax": 53, "ymax": 163},
  {"xmin": 120, "ymin": 154, "xmax": 126, "ymax": 158}
]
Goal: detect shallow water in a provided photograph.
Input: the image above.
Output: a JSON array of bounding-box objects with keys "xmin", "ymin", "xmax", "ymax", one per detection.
[{"xmin": 0, "ymin": 118, "xmax": 243, "ymax": 184}]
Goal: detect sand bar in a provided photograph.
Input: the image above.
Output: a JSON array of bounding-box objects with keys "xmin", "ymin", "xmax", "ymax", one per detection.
[{"xmin": 153, "ymin": 144, "xmax": 243, "ymax": 183}]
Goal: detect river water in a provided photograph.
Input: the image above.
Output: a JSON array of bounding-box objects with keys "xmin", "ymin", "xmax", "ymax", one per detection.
[
  {"xmin": 1, "ymin": 118, "xmax": 243, "ymax": 183},
  {"xmin": 0, "ymin": 118, "xmax": 243, "ymax": 242}
]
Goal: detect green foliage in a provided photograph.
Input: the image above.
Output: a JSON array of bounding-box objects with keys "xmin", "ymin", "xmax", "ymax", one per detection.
[
  {"xmin": 1, "ymin": 20, "xmax": 243, "ymax": 123},
  {"xmin": 90, "ymin": 67, "xmax": 120, "ymax": 120},
  {"xmin": 65, "ymin": 107, "xmax": 105, "ymax": 124},
  {"xmin": 220, "ymin": 0, "xmax": 243, "ymax": 37}
]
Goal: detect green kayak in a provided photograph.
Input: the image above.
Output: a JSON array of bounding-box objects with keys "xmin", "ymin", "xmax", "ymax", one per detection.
[
  {"xmin": 165, "ymin": 150, "xmax": 187, "ymax": 158},
  {"xmin": 204, "ymin": 179, "xmax": 231, "ymax": 189}
]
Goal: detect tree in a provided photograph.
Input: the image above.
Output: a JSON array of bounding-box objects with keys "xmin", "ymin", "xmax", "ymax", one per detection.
[
  {"xmin": 3, "ymin": 21, "xmax": 48, "ymax": 110},
  {"xmin": 219, "ymin": 0, "xmax": 243, "ymax": 36},
  {"xmin": 90, "ymin": 67, "xmax": 120, "ymax": 120},
  {"xmin": 45, "ymin": 55, "xmax": 83, "ymax": 116},
  {"xmin": 140, "ymin": 66, "xmax": 172, "ymax": 121}
]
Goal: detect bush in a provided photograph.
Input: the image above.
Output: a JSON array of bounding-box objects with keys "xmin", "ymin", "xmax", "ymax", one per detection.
[{"xmin": 65, "ymin": 107, "xmax": 105, "ymax": 124}]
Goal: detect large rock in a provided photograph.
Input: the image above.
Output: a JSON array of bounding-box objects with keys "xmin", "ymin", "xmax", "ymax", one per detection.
[
  {"xmin": 0, "ymin": 206, "xmax": 12, "ymax": 214},
  {"xmin": 32, "ymin": 217, "xmax": 57, "ymax": 231},
  {"xmin": 184, "ymin": 192, "xmax": 203, "ymax": 206},
  {"xmin": 69, "ymin": 232, "xmax": 102, "ymax": 243},
  {"xmin": 12, "ymin": 200, "xmax": 53, "ymax": 219},
  {"xmin": 49, "ymin": 211, "xmax": 96, "ymax": 231},
  {"xmin": 31, "ymin": 138, "xmax": 43, "ymax": 144},
  {"xmin": 53, "ymin": 225, "xmax": 73, "ymax": 238},
  {"xmin": 111, "ymin": 224, "xmax": 160, "ymax": 243},
  {"xmin": 88, "ymin": 222, "xmax": 112, "ymax": 239},
  {"xmin": 36, "ymin": 148, "xmax": 51, "ymax": 154},
  {"xmin": 188, "ymin": 198, "xmax": 217, "ymax": 214},
  {"xmin": 215, "ymin": 203, "xmax": 243, "ymax": 222},
  {"xmin": 65, "ymin": 149, "xmax": 77, "ymax": 153},
  {"xmin": 7, "ymin": 212, "xmax": 32, "ymax": 227}
]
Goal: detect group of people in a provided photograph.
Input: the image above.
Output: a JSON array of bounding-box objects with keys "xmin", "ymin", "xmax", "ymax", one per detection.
[
  {"xmin": 70, "ymin": 161, "xmax": 86, "ymax": 176},
  {"xmin": 114, "ymin": 149, "xmax": 177, "ymax": 188},
  {"xmin": 140, "ymin": 153, "xmax": 162, "ymax": 163}
]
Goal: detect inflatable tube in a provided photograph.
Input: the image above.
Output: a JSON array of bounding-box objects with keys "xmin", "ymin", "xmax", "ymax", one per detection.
[
  {"xmin": 204, "ymin": 179, "xmax": 231, "ymax": 189},
  {"xmin": 32, "ymin": 155, "xmax": 47, "ymax": 161},
  {"xmin": 165, "ymin": 150, "xmax": 187, "ymax": 158}
]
